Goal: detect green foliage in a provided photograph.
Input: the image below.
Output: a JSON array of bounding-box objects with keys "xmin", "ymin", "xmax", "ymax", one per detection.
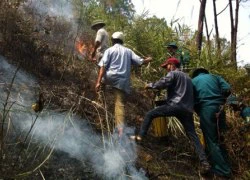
[
  {"xmin": 186, "ymin": 35, "xmax": 250, "ymax": 103},
  {"xmin": 124, "ymin": 16, "xmax": 179, "ymax": 81},
  {"xmin": 0, "ymin": 0, "xmax": 249, "ymax": 178}
]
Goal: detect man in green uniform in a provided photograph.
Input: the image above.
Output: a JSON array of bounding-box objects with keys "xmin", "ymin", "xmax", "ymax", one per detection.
[
  {"xmin": 227, "ymin": 95, "xmax": 250, "ymax": 148},
  {"xmin": 227, "ymin": 95, "xmax": 250, "ymax": 123},
  {"xmin": 192, "ymin": 68, "xmax": 232, "ymax": 178},
  {"xmin": 166, "ymin": 42, "xmax": 190, "ymax": 69}
]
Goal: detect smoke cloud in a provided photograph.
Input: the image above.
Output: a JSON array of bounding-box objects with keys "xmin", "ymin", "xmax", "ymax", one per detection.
[
  {"xmin": 0, "ymin": 55, "xmax": 148, "ymax": 179},
  {"xmin": 23, "ymin": 0, "xmax": 74, "ymax": 20}
]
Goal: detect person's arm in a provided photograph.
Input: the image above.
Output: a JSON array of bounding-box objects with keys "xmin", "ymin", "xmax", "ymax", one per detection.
[
  {"xmin": 95, "ymin": 66, "xmax": 105, "ymax": 92},
  {"xmin": 92, "ymin": 41, "xmax": 101, "ymax": 59},
  {"xmin": 192, "ymin": 81, "xmax": 200, "ymax": 114},
  {"xmin": 217, "ymin": 76, "xmax": 231, "ymax": 98},
  {"xmin": 142, "ymin": 57, "xmax": 152, "ymax": 64},
  {"xmin": 145, "ymin": 72, "xmax": 174, "ymax": 90},
  {"xmin": 130, "ymin": 49, "xmax": 152, "ymax": 65}
]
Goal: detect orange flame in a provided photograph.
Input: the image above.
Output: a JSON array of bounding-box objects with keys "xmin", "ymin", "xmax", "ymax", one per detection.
[
  {"xmin": 75, "ymin": 40, "xmax": 94, "ymax": 60},
  {"xmin": 76, "ymin": 41, "xmax": 87, "ymax": 55}
]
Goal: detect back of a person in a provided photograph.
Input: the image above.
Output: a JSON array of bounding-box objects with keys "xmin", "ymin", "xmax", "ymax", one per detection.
[
  {"xmin": 97, "ymin": 28, "xmax": 109, "ymax": 53},
  {"xmin": 102, "ymin": 44, "xmax": 133, "ymax": 93},
  {"xmin": 192, "ymin": 73, "xmax": 224, "ymax": 106},
  {"xmin": 167, "ymin": 70, "xmax": 194, "ymax": 112},
  {"xmin": 107, "ymin": 44, "xmax": 133, "ymax": 75}
]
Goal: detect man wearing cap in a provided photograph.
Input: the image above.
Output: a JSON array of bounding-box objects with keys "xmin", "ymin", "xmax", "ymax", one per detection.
[
  {"xmin": 132, "ymin": 58, "xmax": 210, "ymax": 173},
  {"xmin": 91, "ymin": 20, "xmax": 109, "ymax": 62},
  {"xmin": 192, "ymin": 68, "xmax": 232, "ymax": 178},
  {"xmin": 95, "ymin": 31, "xmax": 152, "ymax": 137}
]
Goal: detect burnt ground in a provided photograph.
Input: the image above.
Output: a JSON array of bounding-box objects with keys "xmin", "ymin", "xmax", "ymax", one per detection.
[
  {"xmin": 0, "ymin": 3, "xmax": 249, "ymax": 179},
  {"xmin": 26, "ymin": 75, "xmax": 248, "ymax": 180},
  {"xmin": 19, "ymin": 132, "xmax": 204, "ymax": 180},
  {"xmin": 1, "ymin": 59, "xmax": 248, "ymax": 180},
  {"xmin": 0, "ymin": 35, "xmax": 248, "ymax": 179}
]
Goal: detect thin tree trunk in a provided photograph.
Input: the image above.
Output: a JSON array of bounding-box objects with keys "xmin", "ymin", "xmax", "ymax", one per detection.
[
  {"xmin": 204, "ymin": 16, "xmax": 210, "ymax": 43},
  {"xmin": 234, "ymin": 0, "xmax": 239, "ymax": 67},
  {"xmin": 213, "ymin": 0, "xmax": 221, "ymax": 58},
  {"xmin": 196, "ymin": 0, "xmax": 207, "ymax": 57},
  {"xmin": 204, "ymin": 15, "xmax": 212, "ymax": 61},
  {"xmin": 229, "ymin": 0, "xmax": 239, "ymax": 68}
]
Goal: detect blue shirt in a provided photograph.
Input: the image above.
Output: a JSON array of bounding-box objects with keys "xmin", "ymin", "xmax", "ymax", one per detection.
[
  {"xmin": 98, "ymin": 44, "xmax": 144, "ymax": 94},
  {"xmin": 148, "ymin": 70, "xmax": 194, "ymax": 112}
]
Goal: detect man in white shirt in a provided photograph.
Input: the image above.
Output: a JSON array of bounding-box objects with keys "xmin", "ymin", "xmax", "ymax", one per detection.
[{"xmin": 91, "ymin": 20, "xmax": 109, "ymax": 63}]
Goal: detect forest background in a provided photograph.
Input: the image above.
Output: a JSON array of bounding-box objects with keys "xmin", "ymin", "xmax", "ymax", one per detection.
[{"xmin": 0, "ymin": 0, "xmax": 249, "ymax": 179}]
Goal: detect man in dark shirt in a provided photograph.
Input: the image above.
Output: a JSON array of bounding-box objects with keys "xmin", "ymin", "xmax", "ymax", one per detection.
[{"xmin": 132, "ymin": 58, "xmax": 210, "ymax": 172}]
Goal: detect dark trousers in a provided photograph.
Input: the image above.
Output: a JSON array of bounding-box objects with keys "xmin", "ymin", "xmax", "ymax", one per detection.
[
  {"xmin": 139, "ymin": 103, "xmax": 208, "ymax": 162},
  {"xmin": 199, "ymin": 105, "xmax": 231, "ymax": 177}
]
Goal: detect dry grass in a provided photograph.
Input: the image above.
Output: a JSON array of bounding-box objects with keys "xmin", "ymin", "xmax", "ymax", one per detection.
[{"xmin": 0, "ymin": 1, "xmax": 249, "ymax": 179}]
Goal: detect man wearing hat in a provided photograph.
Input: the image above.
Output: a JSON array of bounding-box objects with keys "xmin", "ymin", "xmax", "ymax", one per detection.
[
  {"xmin": 166, "ymin": 42, "xmax": 182, "ymax": 62},
  {"xmin": 165, "ymin": 42, "xmax": 190, "ymax": 69},
  {"xmin": 91, "ymin": 20, "xmax": 109, "ymax": 62},
  {"xmin": 132, "ymin": 58, "xmax": 211, "ymax": 174},
  {"xmin": 166, "ymin": 42, "xmax": 178, "ymax": 56},
  {"xmin": 192, "ymin": 68, "xmax": 232, "ymax": 178},
  {"xmin": 95, "ymin": 31, "xmax": 152, "ymax": 137}
]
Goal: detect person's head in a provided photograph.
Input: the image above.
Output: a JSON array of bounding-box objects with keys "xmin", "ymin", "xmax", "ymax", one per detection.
[
  {"xmin": 166, "ymin": 42, "xmax": 178, "ymax": 54},
  {"xmin": 91, "ymin": 20, "xmax": 105, "ymax": 31},
  {"xmin": 161, "ymin": 57, "xmax": 180, "ymax": 71},
  {"xmin": 227, "ymin": 95, "xmax": 245, "ymax": 111},
  {"xmin": 191, "ymin": 68, "xmax": 209, "ymax": 79},
  {"xmin": 111, "ymin": 31, "xmax": 124, "ymax": 45}
]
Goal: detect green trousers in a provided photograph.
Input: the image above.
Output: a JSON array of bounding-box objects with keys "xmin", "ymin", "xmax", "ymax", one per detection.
[{"xmin": 199, "ymin": 105, "xmax": 231, "ymax": 177}]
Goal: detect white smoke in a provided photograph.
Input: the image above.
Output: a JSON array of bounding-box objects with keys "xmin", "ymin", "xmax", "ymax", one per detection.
[
  {"xmin": 0, "ymin": 56, "xmax": 148, "ymax": 179},
  {"xmin": 23, "ymin": 0, "xmax": 74, "ymax": 20},
  {"xmin": 19, "ymin": 0, "xmax": 82, "ymax": 52}
]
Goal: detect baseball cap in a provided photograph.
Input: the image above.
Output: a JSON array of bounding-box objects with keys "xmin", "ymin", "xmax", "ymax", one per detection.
[
  {"xmin": 112, "ymin": 32, "xmax": 124, "ymax": 41},
  {"xmin": 161, "ymin": 57, "xmax": 180, "ymax": 68}
]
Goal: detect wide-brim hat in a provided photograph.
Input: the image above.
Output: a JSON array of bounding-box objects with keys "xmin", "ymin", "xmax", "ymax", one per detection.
[
  {"xmin": 191, "ymin": 68, "xmax": 209, "ymax": 78},
  {"xmin": 165, "ymin": 42, "xmax": 178, "ymax": 49},
  {"xmin": 91, "ymin": 20, "xmax": 105, "ymax": 29}
]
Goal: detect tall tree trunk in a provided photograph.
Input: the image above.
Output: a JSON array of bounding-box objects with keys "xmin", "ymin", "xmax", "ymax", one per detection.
[
  {"xmin": 196, "ymin": 0, "xmax": 207, "ymax": 57},
  {"xmin": 213, "ymin": 0, "xmax": 221, "ymax": 59},
  {"xmin": 229, "ymin": 0, "xmax": 239, "ymax": 69},
  {"xmin": 204, "ymin": 15, "xmax": 212, "ymax": 61},
  {"xmin": 234, "ymin": 0, "xmax": 239, "ymax": 67}
]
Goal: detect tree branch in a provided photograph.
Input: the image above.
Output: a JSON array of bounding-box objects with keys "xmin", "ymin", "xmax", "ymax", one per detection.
[{"xmin": 217, "ymin": 3, "xmax": 229, "ymax": 16}]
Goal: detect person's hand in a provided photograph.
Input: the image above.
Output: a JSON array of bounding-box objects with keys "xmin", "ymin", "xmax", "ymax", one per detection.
[
  {"xmin": 91, "ymin": 57, "xmax": 97, "ymax": 62},
  {"xmin": 144, "ymin": 83, "xmax": 151, "ymax": 89},
  {"xmin": 143, "ymin": 56, "xmax": 152, "ymax": 64},
  {"xmin": 144, "ymin": 88, "xmax": 155, "ymax": 99},
  {"xmin": 146, "ymin": 56, "xmax": 152, "ymax": 61},
  {"xmin": 95, "ymin": 82, "xmax": 101, "ymax": 93}
]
